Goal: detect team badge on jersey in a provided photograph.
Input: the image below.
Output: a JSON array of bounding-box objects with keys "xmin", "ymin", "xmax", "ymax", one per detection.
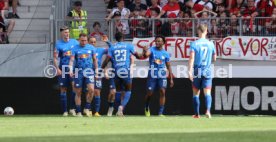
[
  {"xmin": 63, "ymin": 51, "xmax": 71, "ymax": 56},
  {"xmin": 154, "ymin": 59, "xmax": 162, "ymax": 64},
  {"xmin": 79, "ymin": 54, "xmax": 89, "ymax": 58}
]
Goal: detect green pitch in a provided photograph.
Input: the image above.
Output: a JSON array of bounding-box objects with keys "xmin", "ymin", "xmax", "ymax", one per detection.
[{"xmin": 0, "ymin": 115, "xmax": 276, "ymax": 142}]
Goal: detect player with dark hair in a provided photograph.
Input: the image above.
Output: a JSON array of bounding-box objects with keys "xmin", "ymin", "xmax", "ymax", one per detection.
[
  {"xmin": 142, "ymin": 35, "xmax": 174, "ymax": 117},
  {"xmin": 188, "ymin": 24, "xmax": 216, "ymax": 118},
  {"xmin": 54, "ymin": 26, "xmax": 79, "ymax": 116},
  {"xmin": 102, "ymin": 32, "xmax": 142, "ymax": 116}
]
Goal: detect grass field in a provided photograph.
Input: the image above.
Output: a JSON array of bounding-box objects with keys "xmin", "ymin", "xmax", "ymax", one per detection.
[{"xmin": 0, "ymin": 115, "xmax": 276, "ymax": 142}]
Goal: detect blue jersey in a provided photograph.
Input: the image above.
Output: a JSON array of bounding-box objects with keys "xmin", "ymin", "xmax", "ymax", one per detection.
[
  {"xmin": 190, "ymin": 38, "xmax": 215, "ymax": 71},
  {"xmin": 55, "ymin": 39, "xmax": 79, "ymax": 68},
  {"xmin": 94, "ymin": 47, "xmax": 108, "ymax": 68},
  {"xmin": 72, "ymin": 44, "xmax": 96, "ymax": 70},
  {"xmin": 108, "ymin": 42, "xmax": 136, "ymax": 71},
  {"xmin": 148, "ymin": 46, "xmax": 170, "ymax": 78}
]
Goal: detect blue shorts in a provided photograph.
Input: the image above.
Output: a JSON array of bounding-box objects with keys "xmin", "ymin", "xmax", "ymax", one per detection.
[
  {"xmin": 74, "ymin": 74, "xmax": 94, "ymax": 88},
  {"xmin": 109, "ymin": 78, "xmax": 126, "ymax": 90},
  {"xmin": 109, "ymin": 69, "xmax": 132, "ymax": 90},
  {"xmin": 192, "ymin": 68, "xmax": 212, "ymax": 89},
  {"xmin": 58, "ymin": 74, "xmax": 73, "ymax": 87},
  {"xmin": 192, "ymin": 76, "xmax": 212, "ymax": 90},
  {"xmin": 147, "ymin": 77, "xmax": 167, "ymax": 91},
  {"xmin": 114, "ymin": 71, "xmax": 132, "ymax": 90},
  {"xmin": 94, "ymin": 78, "xmax": 102, "ymax": 89},
  {"xmin": 109, "ymin": 77, "xmax": 116, "ymax": 89}
]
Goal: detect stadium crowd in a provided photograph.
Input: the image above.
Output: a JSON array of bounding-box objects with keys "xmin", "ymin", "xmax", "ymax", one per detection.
[
  {"xmin": 0, "ymin": 0, "xmax": 20, "ymax": 43},
  {"xmin": 101, "ymin": 0, "xmax": 276, "ymax": 39}
]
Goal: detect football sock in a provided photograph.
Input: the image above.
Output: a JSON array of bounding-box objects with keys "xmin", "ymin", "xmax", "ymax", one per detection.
[
  {"xmin": 193, "ymin": 95, "xmax": 200, "ymax": 115},
  {"xmin": 158, "ymin": 105, "xmax": 165, "ymax": 115},
  {"xmin": 121, "ymin": 91, "xmax": 131, "ymax": 107},
  {"xmin": 205, "ymin": 93, "xmax": 212, "ymax": 112},
  {"xmin": 76, "ymin": 105, "xmax": 81, "ymax": 113},
  {"xmin": 70, "ymin": 91, "xmax": 76, "ymax": 109},
  {"xmin": 60, "ymin": 92, "xmax": 67, "ymax": 112},
  {"xmin": 95, "ymin": 96, "xmax": 101, "ymax": 112},
  {"xmin": 108, "ymin": 102, "xmax": 114, "ymax": 108},
  {"xmin": 85, "ymin": 102, "xmax": 91, "ymax": 110},
  {"xmin": 115, "ymin": 92, "xmax": 121, "ymax": 108}
]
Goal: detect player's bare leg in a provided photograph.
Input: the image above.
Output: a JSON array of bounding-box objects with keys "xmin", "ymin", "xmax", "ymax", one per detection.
[
  {"xmin": 117, "ymin": 83, "xmax": 132, "ymax": 116},
  {"xmin": 83, "ymin": 84, "xmax": 94, "ymax": 117},
  {"xmin": 204, "ymin": 88, "xmax": 212, "ymax": 118},
  {"xmin": 107, "ymin": 89, "xmax": 116, "ymax": 116},
  {"xmin": 192, "ymin": 87, "xmax": 201, "ymax": 118},
  {"xmin": 144, "ymin": 90, "xmax": 153, "ymax": 117}
]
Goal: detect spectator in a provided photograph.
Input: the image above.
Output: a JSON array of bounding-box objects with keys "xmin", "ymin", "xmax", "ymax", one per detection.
[
  {"xmin": 106, "ymin": 0, "xmax": 131, "ymax": 35},
  {"xmin": 0, "ymin": 14, "xmax": 7, "ymax": 43},
  {"xmin": 242, "ymin": 0, "xmax": 258, "ymax": 34},
  {"xmin": 130, "ymin": 7, "xmax": 147, "ymax": 37},
  {"xmin": 256, "ymin": 0, "xmax": 273, "ymax": 17},
  {"xmin": 169, "ymin": 14, "xmax": 180, "ymax": 36},
  {"xmin": 128, "ymin": 0, "xmax": 148, "ymax": 17},
  {"xmin": 179, "ymin": 11, "xmax": 193, "ymax": 36},
  {"xmin": 113, "ymin": 11, "xmax": 129, "ymax": 34},
  {"xmin": 209, "ymin": 19, "xmax": 218, "ymax": 38},
  {"xmin": 230, "ymin": 0, "xmax": 245, "ymax": 17},
  {"xmin": 8, "ymin": 0, "xmax": 19, "ymax": 18},
  {"xmin": 157, "ymin": 0, "xmax": 181, "ymax": 18},
  {"xmin": 185, "ymin": 0, "xmax": 206, "ymax": 13},
  {"xmin": 229, "ymin": 15, "xmax": 239, "ymax": 35},
  {"xmin": 194, "ymin": 0, "xmax": 216, "ymax": 11},
  {"xmin": 194, "ymin": 9, "xmax": 217, "ymax": 32},
  {"xmin": 214, "ymin": 0, "xmax": 225, "ymax": 5},
  {"xmin": 217, "ymin": 11, "xmax": 230, "ymax": 37},
  {"xmin": 266, "ymin": 7, "xmax": 276, "ymax": 34},
  {"xmin": 148, "ymin": 7, "xmax": 162, "ymax": 35},
  {"xmin": 226, "ymin": 0, "xmax": 236, "ymax": 10},
  {"xmin": 66, "ymin": 1, "xmax": 88, "ymax": 39},
  {"xmin": 107, "ymin": 0, "xmax": 133, "ymax": 11},
  {"xmin": 0, "ymin": 0, "xmax": 8, "ymax": 18},
  {"xmin": 216, "ymin": 3, "xmax": 227, "ymax": 15},
  {"xmin": 256, "ymin": 0, "xmax": 273, "ymax": 34},
  {"xmin": 161, "ymin": 13, "xmax": 178, "ymax": 36},
  {"xmin": 90, "ymin": 22, "xmax": 105, "ymax": 41},
  {"xmin": 145, "ymin": 0, "xmax": 162, "ymax": 18},
  {"xmin": 243, "ymin": 0, "xmax": 258, "ymax": 18},
  {"xmin": 107, "ymin": 0, "xmax": 116, "ymax": 13},
  {"xmin": 160, "ymin": 0, "xmax": 168, "ymax": 7},
  {"xmin": 0, "ymin": 14, "xmax": 14, "ymax": 43}
]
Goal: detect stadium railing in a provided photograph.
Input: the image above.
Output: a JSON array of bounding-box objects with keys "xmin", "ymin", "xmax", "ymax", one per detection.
[{"xmin": 52, "ymin": 17, "xmax": 276, "ymax": 42}]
